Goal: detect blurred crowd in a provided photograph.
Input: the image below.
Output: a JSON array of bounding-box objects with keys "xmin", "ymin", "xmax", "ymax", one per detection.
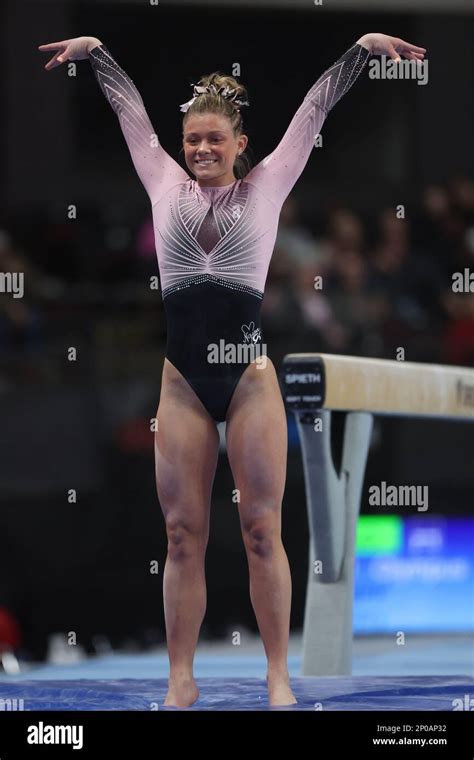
[
  {"xmin": 1, "ymin": 175, "xmax": 474, "ymax": 663},
  {"xmin": 265, "ymin": 174, "xmax": 474, "ymax": 367},
  {"xmin": 1, "ymin": 173, "xmax": 474, "ymax": 384}
]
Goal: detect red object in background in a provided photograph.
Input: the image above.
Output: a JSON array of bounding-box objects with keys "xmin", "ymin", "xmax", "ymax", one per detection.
[
  {"xmin": 443, "ymin": 318, "xmax": 474, "ymax": 365},
  {"xmin": 116, "ymin": 417, "xmax": 154, "ymax": 454},
  {"xmin": 0, "ymin": 607, "xmax": 22, "ymax": 651}
]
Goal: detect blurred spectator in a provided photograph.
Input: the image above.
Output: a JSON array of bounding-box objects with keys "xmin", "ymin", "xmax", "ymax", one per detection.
[
  {"xmin": 275, "ymin": 196, "xmax": 325, "ymax": 266},
  {"xmin": 292, "ymin": 258, "xmax": 348, "ymax": 352},
  {"xmin": 413, "ymin": 183, "xmax": 468, "ymax": 278},
  {"xmin": 326, "ymin": 249, "xmax": 387, "ymax": 355},
  {"xmin": 369, "ymin": 208, "xmax": 437, "ymax": 327},
  {"xmin": 442, "ymin": 292, "xmax": 474, "ymax": 366},
  {"xmin": 324, "ymin": 207, "xmax": 366, "ymax": 261},
  {"xmin": 448, "ymin": 174, "xmax": 474, "ymax": 227},
  {"xmin": 263, "ymin": 241, "xmax": 301, "ymax": 335}
]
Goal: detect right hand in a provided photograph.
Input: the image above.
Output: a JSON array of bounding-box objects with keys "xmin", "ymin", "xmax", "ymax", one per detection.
[{"xmin": 38, "ymin": 36, "xmax": 102, "ymax": 70}]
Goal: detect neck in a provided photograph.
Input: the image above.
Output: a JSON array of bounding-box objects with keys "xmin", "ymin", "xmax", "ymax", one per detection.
[
  {"xmin": 197, "ymin": 172, "xmax": 237, "ymax": 188},
  {"xmin": 195, "ymin": 170, "xmax": 236, "ymax": 187}
]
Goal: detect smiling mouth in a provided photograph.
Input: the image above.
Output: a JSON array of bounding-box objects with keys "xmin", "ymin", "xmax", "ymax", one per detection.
[{"xmin": 196, "ymin": 159, "xmax": 217, "ymax": 166}]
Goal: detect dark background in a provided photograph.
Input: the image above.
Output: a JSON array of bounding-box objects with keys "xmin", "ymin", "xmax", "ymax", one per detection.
[{"xmin": 1, "ymin": 0, "xmax": 473, "ymax": 659}]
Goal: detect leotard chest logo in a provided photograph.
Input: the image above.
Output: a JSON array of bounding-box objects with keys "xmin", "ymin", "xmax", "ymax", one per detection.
[{"xmin": 241, "ymin": 321, "xmax": 261, "ymax": 344}]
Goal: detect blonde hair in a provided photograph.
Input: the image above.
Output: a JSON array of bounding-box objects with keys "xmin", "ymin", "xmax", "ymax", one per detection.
[{"xmin": 182, "ymin": 71, "xmax": 252, "ymax": 179}]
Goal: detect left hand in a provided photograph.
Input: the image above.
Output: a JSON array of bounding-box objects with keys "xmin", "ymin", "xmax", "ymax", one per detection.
[{"xmin": 357, "ymin": 33, "xmax": 426, "ymax": 61}]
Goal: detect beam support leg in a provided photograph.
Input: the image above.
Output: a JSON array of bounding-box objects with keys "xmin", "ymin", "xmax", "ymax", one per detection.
[{"xmin": 295, "ymin": 410, "xmax": 373, "ymax": 675}]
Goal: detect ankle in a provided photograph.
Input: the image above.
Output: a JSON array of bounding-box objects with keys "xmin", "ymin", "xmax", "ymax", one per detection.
[
  {"xmin": 169, "ymin": 668, "xmax": 195, "ymax": 683},
  {"xmin": 266, "ymin": 665, "xmax": 290, "ymax": 680}
]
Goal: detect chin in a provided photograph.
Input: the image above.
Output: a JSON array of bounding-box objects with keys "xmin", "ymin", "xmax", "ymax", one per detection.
[{"xmin": 196, "ymin": 171, "xmax": 225, "ymax": 181}]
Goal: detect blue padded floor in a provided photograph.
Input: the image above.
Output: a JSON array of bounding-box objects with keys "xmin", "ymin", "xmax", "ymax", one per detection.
[
  {"xmin": 1, "ymin": 636, "xmax": 472, "ymax": 710},
  {"xmin": 0, "ymin": 675, "xmax": 472, "ymax": 710}
]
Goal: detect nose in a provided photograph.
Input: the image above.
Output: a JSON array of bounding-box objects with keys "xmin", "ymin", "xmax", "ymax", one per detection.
[{"xmin": 196, "ymin": 140, "xmax": 213, "ymax": 154}]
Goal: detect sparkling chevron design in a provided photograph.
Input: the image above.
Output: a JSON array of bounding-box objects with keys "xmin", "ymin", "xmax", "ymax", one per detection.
[
  {"xmin": 158, "ymin": 182, "xmax": 268, "ymax": 297},
  {"xmin": 88, "ymin": 42, "xmax": 371, "ymax": 298}
]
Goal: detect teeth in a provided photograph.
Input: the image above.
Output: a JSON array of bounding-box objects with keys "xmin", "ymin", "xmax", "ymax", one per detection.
[{"xmin": 197, "ymin": 160, "xmax": 216, "ymax": 165}]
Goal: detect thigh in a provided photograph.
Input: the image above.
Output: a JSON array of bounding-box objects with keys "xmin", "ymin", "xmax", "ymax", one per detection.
[
  {"xmin": 155, "ymin": 359, "xmax": 220, "ymax": 533},
  {"xmin": 225, "ymin": 358, "xmax": 288, "ymax": 525}
]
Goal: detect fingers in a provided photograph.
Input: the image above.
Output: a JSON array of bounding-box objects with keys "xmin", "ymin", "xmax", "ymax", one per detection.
[
  {"xmin": 398, "ymin": 39, "xmax": 427, "ymax": 54},
  {"xmin": 406, "ymin": 44, "xmax": 427, "ymax": 53},
  {"xmin": 401, "ymin": 49, "xmax": 426, "ymax": 61},
  {"xmin": 399, "ymin": 48, "xmax": 425, "ymax": 60},
  {"xmin": 38, "ymin": 40, "xmax": 70, "ymax": 51},
  {"xmin": 39, "ymin": 41, "xmax": 69, "ymax": 69},
  {"xmin": 388, "ymin": 37, "xmax": 426, "ymax": 61},
  {"xmin": 44, "ymin": 50, "xmax": 66, "ymax": 70}
]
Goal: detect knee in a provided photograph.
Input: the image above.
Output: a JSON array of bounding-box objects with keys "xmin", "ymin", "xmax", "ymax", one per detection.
[
  {"xmin": 165, "ymin": 516, "xmax": 208, "ymax": 561},
  {"xmin": 241, "ymin": 512, "xmax": 280, "ymax": 559}
]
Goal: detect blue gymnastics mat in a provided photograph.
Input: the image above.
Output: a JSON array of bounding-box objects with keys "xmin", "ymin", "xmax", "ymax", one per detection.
[
  {"xmin": 0, "ymin": 675, "xmax": 472, "ymax": 710},
  {"xmin": 1, "ymin": 636, "xmax": 472, "ymax": 710}
]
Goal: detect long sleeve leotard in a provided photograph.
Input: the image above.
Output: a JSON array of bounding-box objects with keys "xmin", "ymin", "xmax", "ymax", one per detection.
[{"xmin": 88, "ymin": 41, "xmax": 371, "ymax": 422}]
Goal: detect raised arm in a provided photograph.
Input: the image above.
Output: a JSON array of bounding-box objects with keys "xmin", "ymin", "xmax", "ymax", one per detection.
[
  {"xmin": 245, "ymin": 33, "xmax": 426, "ymax": 209},
  {"xmin": 39, "ymin": 36, "xmax": 189, "ymax": 206}
]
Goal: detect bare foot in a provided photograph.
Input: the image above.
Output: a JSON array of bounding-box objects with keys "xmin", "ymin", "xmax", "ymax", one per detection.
[
  {"xmin": 267, "ymin": 672, "xmax": 297, "ymax": 706},
  {"xmin": 163, "ymin": 676, "xmax": 199, "ymax": 708}
]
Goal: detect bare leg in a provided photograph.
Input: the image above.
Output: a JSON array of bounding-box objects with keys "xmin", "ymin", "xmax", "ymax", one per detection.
[
  {"xmin": 155, "ymin": 359, "xmax": 220, "ymax": 707},
  {"xmin": 225, "ymin": 358, "xmax": 296, "ymax": 706}
]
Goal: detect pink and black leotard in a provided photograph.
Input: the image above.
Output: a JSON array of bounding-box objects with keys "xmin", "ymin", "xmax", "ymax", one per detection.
[{"xmin": 88, "ymin": 41, "xmax": 371, "ymax": 422}]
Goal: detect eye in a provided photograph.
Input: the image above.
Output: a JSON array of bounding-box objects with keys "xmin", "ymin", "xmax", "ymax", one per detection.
[{"xmin": 185, "ymin": 137, "xmax": 223, "ymax": 143}]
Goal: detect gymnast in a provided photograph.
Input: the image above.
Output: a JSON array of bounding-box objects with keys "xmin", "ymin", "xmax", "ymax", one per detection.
[{"xmin": 39, "ymin": 32, "xmax": 425, "ymax": 707}]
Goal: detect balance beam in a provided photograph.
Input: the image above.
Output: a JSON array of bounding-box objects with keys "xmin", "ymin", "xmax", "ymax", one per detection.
[
  {"xmin": 280, "ymin": 353, "xmax": 474, "ymax": 676},
  {"xmin": 282, "ymin": 353, "xmax": 474, "ymax": 420}
]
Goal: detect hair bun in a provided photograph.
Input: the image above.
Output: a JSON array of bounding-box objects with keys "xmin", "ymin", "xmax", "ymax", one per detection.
[{"xmin": 179, "ymin": 71, "xmax": 249, "ymax": 113}]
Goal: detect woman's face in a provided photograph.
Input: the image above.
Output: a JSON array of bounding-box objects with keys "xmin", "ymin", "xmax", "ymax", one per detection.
[{"xmin": 183, "ymin": 112, "xmax": 247, "ymax": 187}]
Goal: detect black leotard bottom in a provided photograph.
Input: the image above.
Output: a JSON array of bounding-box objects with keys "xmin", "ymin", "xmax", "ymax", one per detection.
[{"xmin": 163, "ymin": 281, "xmax": 264, "ymax": 423}]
